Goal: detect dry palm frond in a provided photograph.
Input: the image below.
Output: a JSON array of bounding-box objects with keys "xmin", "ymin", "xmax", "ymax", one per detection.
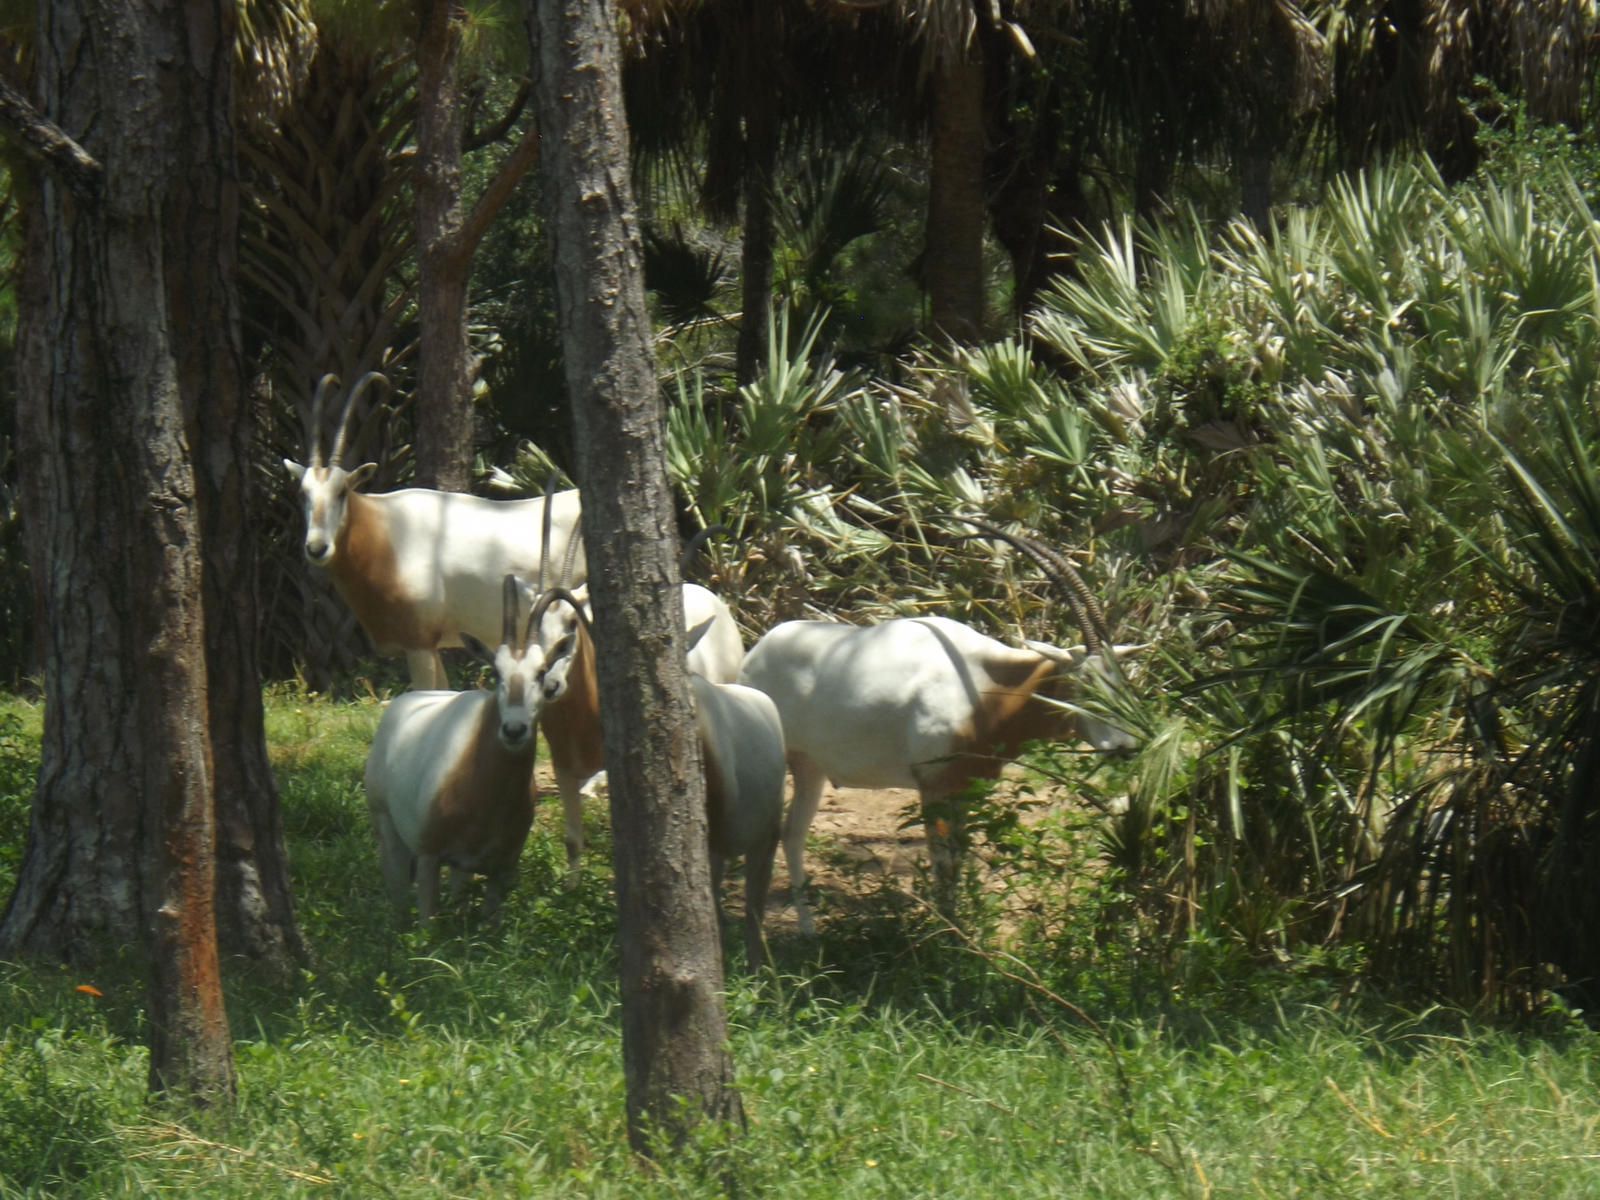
[{"xmin": 236, "ymin": 0, "xmax": 317, "ymax": 127}]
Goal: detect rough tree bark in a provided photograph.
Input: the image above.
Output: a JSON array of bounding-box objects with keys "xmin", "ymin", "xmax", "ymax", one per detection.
[
  {"xmin": 527, "ymin": 0, "xmax": 744, "ymax": 1151},
  {"xmin": 1, "ymin": 0, "xmax": 237, "ymax": 1104},
  {"xmin": 733, "ymin": 0, "xmax": 778, "ymax": 386},
  {"xmin": 413, "ymin": 0, "xmax": 476, "ymax": 492},
  {"xmin": 925, "ymin": 32, "xmax": 987, "ymax": 344},
  {"xmin": 185, "ymin": 19, "xmax": 307, "ymax": 975}
]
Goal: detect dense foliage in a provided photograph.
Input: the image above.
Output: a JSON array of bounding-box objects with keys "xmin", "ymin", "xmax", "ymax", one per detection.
[{"xmin": 629, "ymin": 154, "xmax": 1600, "ymax": 1014}]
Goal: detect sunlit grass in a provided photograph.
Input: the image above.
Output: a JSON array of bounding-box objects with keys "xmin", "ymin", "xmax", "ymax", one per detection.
[{"xmin": 3, "ymin": 687, "xmax": 1600, "ymax": 1197}]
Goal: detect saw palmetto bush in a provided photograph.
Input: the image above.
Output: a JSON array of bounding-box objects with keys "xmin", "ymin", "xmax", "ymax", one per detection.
[
  {"xmin": 1012, "ymin": 161, "xmax": 1600, "ymax": 1011},
  {"xmin": 633, "ymin": 157, "xmax": 1600, "ymax": 1013}
]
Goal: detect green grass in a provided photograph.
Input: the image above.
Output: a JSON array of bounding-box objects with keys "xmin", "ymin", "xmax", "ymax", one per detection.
[{"xmin": 3, "ymin": 686, "xmax": 1600, "ymax": 1197}]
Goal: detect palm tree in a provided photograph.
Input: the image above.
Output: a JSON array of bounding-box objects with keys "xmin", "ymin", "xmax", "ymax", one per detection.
[
  {"xmin": 239, "ymin": 16, "xmax": 416, "ymax": 686},
  {"xmin": 1514, "ymin": 0, "xmax": 1595, "ymax": 129},
  {"xmin": 1304, "ymin": 0, "xmax": 1592, "ymax": 181}
]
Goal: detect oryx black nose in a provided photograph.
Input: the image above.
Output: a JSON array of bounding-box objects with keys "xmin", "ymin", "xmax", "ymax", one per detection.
[
  {"xmin": 501, "ymin": 721, "xmax": 529, "ymax": 746},
  {"xmin": 305, "ymin": 535, "xmax": 330, "ymax": 562}
]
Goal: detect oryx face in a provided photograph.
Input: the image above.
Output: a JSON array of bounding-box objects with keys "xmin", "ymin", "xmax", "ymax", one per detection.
[
  {"xmin": 489, "ymin": 644, "xmax": 541, "ymax": 752},
  {"xmin": 283, "ymin": 460, "xmax": 376, "ymax": 567},
  {"xmin": 459, "ymin": 634, "xmax": 543, "ymax": 753},
  {"xmin": 531, "ymin": 605, "xmax": 584, "ymax": 707}
]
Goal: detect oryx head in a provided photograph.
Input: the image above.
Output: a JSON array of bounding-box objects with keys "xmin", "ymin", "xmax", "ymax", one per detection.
[
  {"xmin": 522, "ymin": 482, "xmax": 593, "ymax": 710},
  {"xmin": 458, "ymin": 575, "xmax": 556, "ymax": 753},
  {"xmin": 952, "ymin": 514, "xmax": 1142, "ymax": 753},
  {"xmin": 526, "ymin": 585, "xmax": 592, "ymax": 709},
  {"xmin": 282, "ymin": 372, "xmax": 390, "ymax": 567},
  {"xmin": 1023, "ymin": 639, "xmax": 1144, "ymax": 754}
]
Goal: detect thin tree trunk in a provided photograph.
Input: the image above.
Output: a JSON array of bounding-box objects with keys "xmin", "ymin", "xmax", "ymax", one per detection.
[
  {"xmin": 164, "ymin": 0, "xmax": 304, "ymax": 973},
  {"xmin": 414, "ymin": 0, "xmax": 476, "ymax": 492},
  {"xmin": 186, "ymin": 201, "xmax": 307, "ymax": 972},
  {"xmin": 1239, "ymin": 139, "xmax": 1273, "ymax": 229},
  {"xmin": 3, "ymin": 0, "xmax": 236, "ymax": 1104},
  {"xmin": 528, "ymin": 0, "xmax": 743, "ymax": 1152},
  {"xmin": 925, "ymin": 40, "xmax": 986, "ymax": 344},
  {"xmin": 735, "ymin": 0, "xmax": 777, "ymax": 385},
  {"xmin": 734, "ymin": 114, "xmax": 776, "ymax": 385}
]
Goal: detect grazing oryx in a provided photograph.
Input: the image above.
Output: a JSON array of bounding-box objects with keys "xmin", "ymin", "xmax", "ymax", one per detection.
[
  {"xmin": 531, "ymin": 581, "xmax": 746, "ymax": 887},
  {"xmin": 739, "ymin": 520, "xmax": 1137, "ymax": 934},
  {"xmin": 283, "ymin": 373, "xmax": 585, "ymax": 689},
  {"xmin": 363, "ymin": 575, "xmax": 544, "ymax": 922}
]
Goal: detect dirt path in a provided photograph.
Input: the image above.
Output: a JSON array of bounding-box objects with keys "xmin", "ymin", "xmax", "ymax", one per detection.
[{"xmin": 536, "ymin": 762, "xmax": 1070, "ymax": 931}]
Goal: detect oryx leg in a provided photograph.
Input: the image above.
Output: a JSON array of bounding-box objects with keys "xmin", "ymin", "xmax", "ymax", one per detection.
[
  {"xmin": 709, "ymin": 852, "xmax": 728, "ymax": 928},
  {"xmin": 416, "ymin": 852, "xmax": 443, "ymax": 922},
  {"xmin": 482, "ymin": 862, "xmax": 517, "ymax": 923},
  {"xmin": 373, "ymin": 810, "xmax": 416, "ymax": 914},
  {"xmin": 743, "ymin": 828, "xmax": 779, "ymax": 966},
  {"xmin": 783, "ymin": 755, "xmax": 827, "ymax": 938},
  {"xmin": 405, "ymin": 648, "xmax": 448, "ymax": 691},
  {"xmin": 919, "ymin": 784, "xmax": 969, "ymax": 925},
  {"xmin": 553, "ymin": 763, "xmax": 593, "ymax": 888}
]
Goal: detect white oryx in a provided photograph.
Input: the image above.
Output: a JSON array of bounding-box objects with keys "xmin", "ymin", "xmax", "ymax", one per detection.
[
  {"xmin": 531, "ymin": 580, "xmax": 746, "ymax": 887},
  {"xmin": 688, "ymin": 636, "xmax": 786, "ymax": 966},
  {"xmin": 529, "ymin": 584, "xmax": 782, "ymax": 961},
  {"xmin": 363, "ymin": 575, "xmax": 543, "ymax": 923},
  {"xmin": 283, "ymin": 373, "xmax": 585, "ymax": 689},
  {"xmin": 739, "ymin": 519, "xmax": 1138, "ymax": 934}
]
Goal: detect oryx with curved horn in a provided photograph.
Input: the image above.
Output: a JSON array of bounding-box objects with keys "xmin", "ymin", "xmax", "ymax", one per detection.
[
  {"xmin": 363, "ymin": 574, "xmax": 545, "ymax": 922},
  {"xmin": 283, "ymin": 373, "xmax": 585, "ymax": 688},
  {"xmin": 739, "ymin": 518, "xmax": 1138, "ymax": 933}
]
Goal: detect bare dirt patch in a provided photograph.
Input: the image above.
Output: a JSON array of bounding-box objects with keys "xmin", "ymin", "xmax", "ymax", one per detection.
[{"xmin": 535, "ymin": 761, "xmax": 1081, "ymax": 933}]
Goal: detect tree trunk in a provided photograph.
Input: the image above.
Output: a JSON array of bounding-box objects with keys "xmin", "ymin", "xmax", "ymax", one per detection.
[
  {"xmin": 734, "ymin": 0, "xmax": 778, "ymax": 386},
  {"xmin": 925, "ymin": 39, "xmax": 986, "ymax": 345},
  {"xmin": 1238, "ymin": 139, "xmax": 1273, "ymax": 230},
  {"xmin": 188, "ymin": 213, "xmax": 308, "ymax": 972},
  {"xmin": 414, "ymin": 0, "xmax": 476, "ymax": 492},
  {"xmin": 528, "ymin": 0, "xmax": 744, "ymax": 1152},
  {"xmin": 3, "ymin": 0, "xmax": 236, "ymax": 1104},
  {"xmin": 158, "ymin": 0, "xmax": 305, "ymax": 974}
]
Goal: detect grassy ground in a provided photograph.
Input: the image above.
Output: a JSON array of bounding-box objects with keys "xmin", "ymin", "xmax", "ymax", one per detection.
[{"xmin": 3, "ymin": 686, "xmax": 1600, "ymax": 1197}]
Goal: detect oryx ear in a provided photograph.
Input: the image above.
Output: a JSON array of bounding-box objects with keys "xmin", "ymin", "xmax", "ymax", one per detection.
[
  {"xmin": 459, "ymin": 633, "xmax": 496, "ymax": 666},
  {"xmin": 684, "ymin": 616, "xmax": 715, "ymax": 655},
  {"xmin": 1023, "ymin": 639, "xmax": 1090, "ymax": 667},
  {"xmin": 283, "ymin": 458, "xmax": 307, "ymax": 483},
  {"xmin": 346, "ymin": 462, "xmax": 378, "ymax": 490}
]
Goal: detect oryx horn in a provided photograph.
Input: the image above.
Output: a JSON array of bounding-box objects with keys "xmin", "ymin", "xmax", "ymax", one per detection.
[
  {"xmin": 538, "ymin": 472, "xmax": 559, "ymax": 596},
  {"xmin": 328, "ymin": 371, "xmax": 391, "ymax": 468},
  {"xmin": 528, "ymin": 586, "xmax": 592, "ymax": 647},
  {"xmin": 309, "ymin": 373, "xmax": 341, "ymax": 468},
  {"xmin": 502, "ymin": 574, "xmax": 523, "ymax": 651},
  {"xmin": 949, "ymin": 514, "xmax": 1115, "ymax": 665}
]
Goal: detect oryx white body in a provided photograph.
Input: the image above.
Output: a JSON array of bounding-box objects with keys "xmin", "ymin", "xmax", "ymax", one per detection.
[
  {"xmin": 690, "ymin": 672, "xmax": 786, "ymax": 965},
  {"xmin": 286, "ymin": 477, "xmax": 585, "ymax": 690},
  {"xmin": 534, "ymin": 582, "xmax": 746, "ymax": 886},
  {"xmin": 739, "ymin": 616, "xmax": 1135, "ymax": 934},
  {"xmin": 283, "ymin": 374, "xmax": 585, "ymax": 689},
  {"xmin": 363, "ymin": 577, "xmax": 544, "ymax": 922}
]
